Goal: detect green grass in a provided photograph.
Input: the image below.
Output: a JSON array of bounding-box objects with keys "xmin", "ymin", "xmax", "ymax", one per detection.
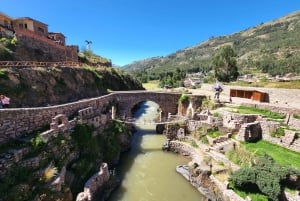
[
  {"xmin": 229, "ymin": 184, "xmax": 268, "ymax": 201},
  {"xmin": 232, "ymin": 79, "xmax": 300, "ymax": 89},
  {"xmin": 208, "ymin": 130, "xmax": 221, "ymax": 138},
  {"xmin": 232, "ymin": 106, "xmax": 286, "ymax": 119},
  {"xmin": 243, "ymin": 140, "xmax": 300, "ymax": 169},
  {"xmin": 142, "ymin": 80, "xmax": 161, "ymax": 90}
]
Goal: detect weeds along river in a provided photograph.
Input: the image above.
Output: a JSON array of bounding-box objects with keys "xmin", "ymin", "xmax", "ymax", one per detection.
[{"xmin": 107, "ymin": 101, "xmax": 206, "ymax": 201}]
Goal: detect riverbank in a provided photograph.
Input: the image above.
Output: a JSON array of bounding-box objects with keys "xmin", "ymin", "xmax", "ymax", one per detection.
[
  {"xmin": 107, "ymin": 101, "xmax": 205, "ymax": 201},
  {"xmin": 165, "ymin": 140, "xmax": 246, "ymax": 201}
]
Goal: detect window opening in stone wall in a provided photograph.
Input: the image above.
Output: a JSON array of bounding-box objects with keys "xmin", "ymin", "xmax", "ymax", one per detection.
[
  {"xmin": 24, "ymin": 23, "xmax": 27, "ymax": 29},
  {"xmin": 19, "ymin": 24, "xmax": 23, "ymax": 28},
  {"xmin": 38, "ymin": 27, "xmax": 44, "ymax": 33}
]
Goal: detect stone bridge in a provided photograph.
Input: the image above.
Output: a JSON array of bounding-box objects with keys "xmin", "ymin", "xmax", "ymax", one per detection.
[
  {"xmin": 113, "ymin": 91, "xmax": 183, "ymax": 120},
  {"xmin": 0, "ymin": 91, "xmax": 205, "ymax": 143}
]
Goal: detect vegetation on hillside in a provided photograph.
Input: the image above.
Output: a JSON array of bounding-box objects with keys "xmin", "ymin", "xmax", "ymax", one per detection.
[
  {"xmin": 0, "ymin": 120, "xmax": 131, "ymax": 201},
  {"xmin": 0, "ymin": 66, "xmax": 143, "ymax": 107},
  {"xmin": 0, "ymin": 35, "xmax": 17, "ymax": 60},
  {"xmin": 78, "ymin": 48, "xmax": 112, "ymax": 67},
  {"xmin": 123, "ymin": 11, "xmax": 300, "ymax": 82},
  {"xmin": 212, "ymin": 45, "xmax": 239, "ymax": 82}
]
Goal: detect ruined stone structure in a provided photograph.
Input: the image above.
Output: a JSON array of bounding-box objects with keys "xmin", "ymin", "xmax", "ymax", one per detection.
[
  {"xmin": 236, "ymin": 121, "xmax": 262, "ymax": 142},
  {"xmin": 76, "ymin": 163, "xmax": 110, "ymax": 201},
  {"xmin": 0, "ymin": 91, "xmax": 203, "ymax": 143}
]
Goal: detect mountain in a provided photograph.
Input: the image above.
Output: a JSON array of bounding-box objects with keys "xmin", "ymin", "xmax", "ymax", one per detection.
[{"xmin": 123, "ymin": 11, "xmax": 300, "ymax": 77}]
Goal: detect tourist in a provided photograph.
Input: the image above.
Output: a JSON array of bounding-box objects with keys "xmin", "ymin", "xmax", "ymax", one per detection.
[
  {"xmin": 214, "ymin": 82, "xmax": 223, "ymax": 100},
  {"xmin": 0, "ymin": 95, "xmax": 10, "ymax": 108}
]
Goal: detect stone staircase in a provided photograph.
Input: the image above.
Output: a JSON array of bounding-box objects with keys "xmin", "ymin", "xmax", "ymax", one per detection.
[{"xmin": 211, "ymin": 138, "xmax": 236, "ymax": 153}]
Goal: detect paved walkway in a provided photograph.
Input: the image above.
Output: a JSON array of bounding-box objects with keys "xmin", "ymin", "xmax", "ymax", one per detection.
[{"xmin": 188, "ymin": 84, "xmax": 300, "ymax": 110}]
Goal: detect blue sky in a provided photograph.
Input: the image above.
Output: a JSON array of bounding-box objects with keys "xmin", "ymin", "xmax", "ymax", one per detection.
[{"xmin": 1, "ymin": 0, "xmax": 300, "ymax": 66}]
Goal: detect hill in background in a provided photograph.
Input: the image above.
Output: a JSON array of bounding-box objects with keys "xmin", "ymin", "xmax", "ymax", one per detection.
[{"xmin": 123, "ymin": 11, "xmax": 300, "ymax": 78}]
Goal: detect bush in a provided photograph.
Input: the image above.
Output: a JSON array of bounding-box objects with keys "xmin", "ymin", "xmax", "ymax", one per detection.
[
  {"xmin": 293, "ymin": 113, "xmax": 300, "ymax": 119},
  {"xmin": 229, "ymin": 154, "xmax": 300, "ymax": 201},
  {"xmin": 178, "ymin": 94, "xmax": 189, "ymax": 104}
]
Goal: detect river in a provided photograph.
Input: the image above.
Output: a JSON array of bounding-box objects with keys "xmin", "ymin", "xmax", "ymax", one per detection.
[{"xmin": 108, "ymin": 101, "xmax": 206, "ymax": 201}]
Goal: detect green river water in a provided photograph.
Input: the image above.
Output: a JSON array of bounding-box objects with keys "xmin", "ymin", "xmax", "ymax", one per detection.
[{"xmin": 107, "ymin": 101, "xmax": 206, "ymax": 201}]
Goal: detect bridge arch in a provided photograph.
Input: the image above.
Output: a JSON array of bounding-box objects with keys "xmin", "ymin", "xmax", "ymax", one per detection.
[{"xmin": 113, "ymin": 91, "xmax": 182, "ymax": 121}]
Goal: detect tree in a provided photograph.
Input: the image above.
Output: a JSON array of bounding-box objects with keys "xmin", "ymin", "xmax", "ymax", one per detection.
[{"xmin": 212, "ymin": 45, "xmax": 239, "ymax": 82}]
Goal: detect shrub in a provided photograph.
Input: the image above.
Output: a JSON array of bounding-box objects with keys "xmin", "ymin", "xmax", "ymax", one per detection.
[
  {"xmin": 199, "ymin": 135, "xmax": 209, "ymax": 144},
  {"xmin": 42, "ymin": 165, "xmax": 58, "ymax": 182},
  {"xmin": 178, "ymin": 94, "xmax": 189, "ymax": 104},
  {"xmin": 226, "ymin": 145, "xmax": 255, "ymax": 167},
  {"xmin": 213, "ymin": 112, "xmax": 222, "ymax": 118},
  {"xmin": 229, "ymin": 154, "xmax": 300, "ymax": 201},
  {"xmin": 293, "ymin": 113, "xmax": 300, "ymax": 119}
]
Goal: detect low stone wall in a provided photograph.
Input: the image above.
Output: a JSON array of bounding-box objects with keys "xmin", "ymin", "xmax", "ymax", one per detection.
[
  {"xmin": 287, "ymin": 115, "xmax": 300, "ymax": 130},
  {"xmin": 76, "ymin": 163, "xmax": 110, "ymax": 201},
  {"xmin": 0, "ymin": 94, "xmax": 114, "ymax": 143}
]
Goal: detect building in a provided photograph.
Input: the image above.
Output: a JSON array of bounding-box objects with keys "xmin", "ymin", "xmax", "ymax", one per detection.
[
  {"xmin": 13, "ymin": 17, "xmax": 48, "ymax": 37},
  {"xmin": 0, "ymin": 11, "xmax": 78, "ymax": 62},
  {"xmin": 48, "ymin": 32, "xmax": 66, "ymax": 46},
  {"xmin": 0, "ymin": 12, "xmax": 67, "ymax": 47},
  {"xmin": 0, "ymin": 12, "xmax": 13, "ymax": 28},
  {"xmin": 0, "ymin": 12, "xmax": 14, "ymax": 36},
  {"xmin": 230, "ymin": 89, "xmax": 268, "ymax": 102}
]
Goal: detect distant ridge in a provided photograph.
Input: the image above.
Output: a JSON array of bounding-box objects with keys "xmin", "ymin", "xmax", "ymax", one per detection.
[{"xmin": 123, "ymin": 11, "xmax": 300, "ymax": 76}]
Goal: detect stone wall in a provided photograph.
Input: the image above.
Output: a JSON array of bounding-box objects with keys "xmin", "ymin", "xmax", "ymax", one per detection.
[
  {"xmin": 0, "ymin": 92, "xmax": 203, "ymax": 144},
  {"xmin": 14, "ymin": 29, "xmax": 78, "ymax": 62},
  {"xmin": 0, "ymin": 94, "xmax": 114, "ymax": 144},
  {"xmin": 236, "ymin": 121, "xmax": 262, "ymax": 142},
  {"xmin": 286, "ymin": 115, "xmax": 300, "ymax": 130},
  {"xmin": 76, "ymin": 163, "xmax": 110, "ymax": 201},
  {"xmin": 114, "ymin": 91, "xmax": 182, "ymax": 120}
]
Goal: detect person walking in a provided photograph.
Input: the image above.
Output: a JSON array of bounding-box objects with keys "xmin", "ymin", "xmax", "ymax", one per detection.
[
  {"xmin": 0, "ymin": 95, "xmax": 10, "ymax": 108},
  {"xmin": 214, "ymin": 82, "xmax": 223, "ymax": 100}
]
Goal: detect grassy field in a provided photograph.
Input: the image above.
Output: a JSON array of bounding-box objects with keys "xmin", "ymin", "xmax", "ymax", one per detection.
[
  {"xmin": 142, "ymin": 80, "xmax": 161, "ymax": 90},
  {"xmin": 244, "ymin": 140, "xmax": 300, "ymax": 169},
  {"xmin": 232, "ymin": 80, "xmax": 300, "ymax": 89},
  {"xmin": 228, "ymin": 105, "xmax": 286, "ymax": 119}
]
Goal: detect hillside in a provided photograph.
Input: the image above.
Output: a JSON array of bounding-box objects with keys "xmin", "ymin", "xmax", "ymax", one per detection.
[
  {"xmin": 123, "ymin": 11, "xmax": 300, "ymax": 77},
  {"xmin": 0, "ymin": 66, "xmax": 144, "ymax": 107}
]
